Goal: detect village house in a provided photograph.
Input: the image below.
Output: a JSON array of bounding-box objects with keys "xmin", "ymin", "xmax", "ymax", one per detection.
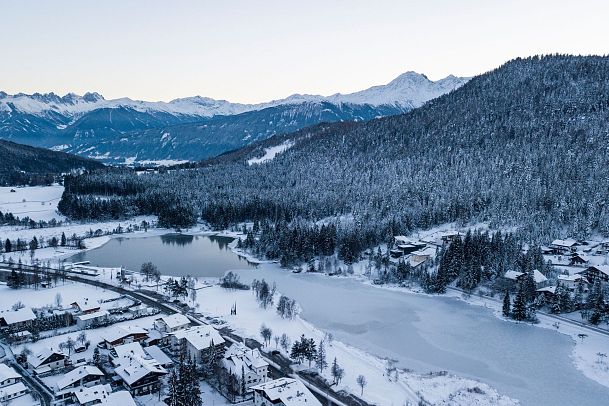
[
  {"xmin": 503, "ymin": 270, "xmax": 524, "ymax": 281},
  {"xmin": 0, "ymin": 307, "xmax": 36, "ymax": 332},
  {"xmin": 76, "ymin": 310, "xmax": 109, "ymax": 328},
  {"xmin": 0, "ymin": 382, "xmax": 28, "ymax": 404},
  {"xmin": 251, "ymin": 377, "xmax": 321, "ymax": 406},
  {"xmin": 440, "ymin": 232, "xmax": 461, "ymax": 244},
  {"xmin": 550, "ymin": 239, "xmax": 579, "ymax": 254},
  {"xmin": 0, "ymin": 364, "xmax": 21, "ymax": 388},
  {"xmin": 28, "ymin": 348, "xmax": 68, "ymax": 374},
  {"xmin": 114, "ymin": 354, "xmax": 168, "ymax": 396},
  {"xmin": 101, "ymin": 325, "xmax": 149, "ymax": 349},
  {"xmin": 169, "ymin": 324, "xmax": 225, "ymax": 364},
  {"xmin": 53, "ymin": 365, "xmax": 104, "ymax": 404},
  {"xmin": 71, "ymin": 300, "xmax": 101, "ymax": 315},
  {"xmin": 222, "ymin": 343, "xmax": 269, "ymax": 393},
  {"xmin": 577, "ymin": 265, "xmax": 609, "ymax": 285},
  {"xmin": 569, "ymin": 253, "xmax": 590, "ymax": 266},
  {"xmin": 536, "ymin": 286, "xmax": 557, "ymax": 302},
  {"xmin": 72, "ymin": 384, "xmax": 137, "ymax": 406},
  {"xmin": 154, "ymin": 313, "xmax": 191, "ymax": 333},
  {"xmin": 595, "ymin": 240, "xmax": 609, "ymax": 255},
  {"xmin": 110, "ymin": 342, "xmax": 148, "ymax": 366},
  {"xmin": 109, "ymin": 342, "xmax": 172, "ymax": 368},
  {"xmin": 557, "ymin": 274, "xmax": 587, "ymax": 292},
  {"xmin": 0, "ymin": 364, "xmax": 28, "ymax": 403},
  {"xmin": 503, "ymin": 269, "xmax": 548, "ymax": 288}
]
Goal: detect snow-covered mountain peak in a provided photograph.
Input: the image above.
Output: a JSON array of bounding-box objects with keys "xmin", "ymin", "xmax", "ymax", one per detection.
[
  {"xmin": 0, "ymin": 70, "xmax": 469, "ymax": 119},
  {"xmin": 83, "ymin": 92, "xmax": 104, "ymax": 103}
]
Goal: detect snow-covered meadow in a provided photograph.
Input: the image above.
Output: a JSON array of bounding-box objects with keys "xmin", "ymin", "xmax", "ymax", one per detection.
[
  {"xmin": 193, "ymin": 282, "xmax": 518, "ymax": 406},
  {"xmin": 0, "ymin": 185, "xmax": 65, "ymax": 222}
]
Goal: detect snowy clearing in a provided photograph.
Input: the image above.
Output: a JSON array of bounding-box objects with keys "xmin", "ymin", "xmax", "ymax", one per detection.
[
  {"xmin": 247, "ymin": 140, "xmax": 294, "ymax": 165},
  {"xmin": 0, "ymin": 185, "xmax": 65, "ymax": 222}
]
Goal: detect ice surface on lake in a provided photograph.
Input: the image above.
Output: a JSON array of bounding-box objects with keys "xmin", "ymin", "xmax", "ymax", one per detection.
[{"xmin": 235, "ymin": 268, "xmax": 609, "ymax": 406}]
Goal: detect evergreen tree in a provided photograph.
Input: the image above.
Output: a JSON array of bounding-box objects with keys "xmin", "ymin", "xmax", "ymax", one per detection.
[
  {"xmin": 511, "ymin": 286, "xmax": 528, "ymax": 321},
  {"xmin": 93, "ymin": 347, "xmax": 102, "ymax": 367},
  {"xmin": 502, "ymin": 290, "xmax": 511, "ymax": 318},
  {"xmin": 316, "ymin": 340, "xmax": 328, "ymax": 372}
]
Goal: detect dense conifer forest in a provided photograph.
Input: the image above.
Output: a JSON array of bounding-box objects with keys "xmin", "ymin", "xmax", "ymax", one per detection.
[
  {"xmin": 0, "ymin": 139, "xmax": 103, "ymax": 185},
  {"xmin": 59, "ymin": 55, "xmax": 609, "ymax": 260}
]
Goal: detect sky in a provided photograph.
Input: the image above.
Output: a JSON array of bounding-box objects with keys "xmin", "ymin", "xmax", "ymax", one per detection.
[{"xmin": 1, "ymin": 0, "xmax": 608, "ymax": 103}]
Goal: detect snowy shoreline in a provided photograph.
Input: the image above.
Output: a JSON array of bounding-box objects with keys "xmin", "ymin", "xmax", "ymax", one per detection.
[{"xmin": 7, "ymin": 219, "xmax": 608, "ymax": 404}]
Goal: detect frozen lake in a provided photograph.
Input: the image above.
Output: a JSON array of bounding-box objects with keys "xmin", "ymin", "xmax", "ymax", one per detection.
[
  {"xmin": 73, "ymin": 234, "xmax": 609, "ymax": 405},
  {"xmin": 69, "ymin": 233, "xmax": 256, "ymax": 276},
  {"xmin": 234, "ymin": 269, "xmax": 609, "ymax": 406}
]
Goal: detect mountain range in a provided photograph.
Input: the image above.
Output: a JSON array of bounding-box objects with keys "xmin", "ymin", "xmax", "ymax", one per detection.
[
  {"xmin": 0, "ymin": 72, "xmax": 468, "ymax": 163},
  {"xmin": 59, "ymin": 55, "xmax": 609, "ymax": 242}
]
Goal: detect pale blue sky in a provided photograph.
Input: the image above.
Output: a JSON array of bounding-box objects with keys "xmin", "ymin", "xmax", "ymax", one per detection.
[{"xmin": 1, "ymin": 0, "xmax": 607, "ymax": 103}]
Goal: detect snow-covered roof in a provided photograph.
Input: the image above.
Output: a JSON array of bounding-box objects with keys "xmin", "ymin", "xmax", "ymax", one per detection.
[
  {"xmin": 0, "ymin": 381, "xmax": 27, "ymax": 399},
  {"xmin": 408, "ymin": 255, "xmax": 430, "ymax": 268},
  {"xmin": 102, "ymin": 391, "xmax": 137, "ymax": 405},
  {"xmin": 0, "ymin": 364, "xmax": 20, "ymax": 383},
  {"xmin": 28, "ymin": 348, "xmax": 66, "ymax": 368},
  {"xmin": 532, "ymin": 269, "xmax": 548, "ymax": 284},
  {"xmin": 156, "ymin": 313, "xmax": 190, "ymax": 329},
  {"xmin": 504, "ymin": 271, "xmax": 524, "ymax": 280},
  {"xmin": 570, "ymin": 253, "xmax": 590, "ymax": 262},
  {"xmin": 112, "ymin": 342, "xmax": 147, "ymax": 360},
  {"xmin": 0, "ymin": 308, "xmax": 36, "ymax": 325},
  {"xmin": 102, "ymin": 325, "xmax": 148, "ymax": 344},
  {"xmin": 394, "ymin": 236, "xmax": 411, "ymax": 243},
  {"xmin": 251, "ymin": 378, "xmax": 321, "ymax": 406},
  {"xmin": 223, "ymin": 343, "xmax": 268, "ymax": 377},
  {"xmin": 584, "ymin": 265, "xmax": 609, "ymax": 276},
  {"xmin": 71, "ymin": 300, "xmax": 100, "ymax": 313},
  {"xmin": 73, "ymin": 384, "xmax": 111, "ymax": 405},
  {"xmin": 558, "ymin": 274, "xmax": 585, "ymax": 282},
  {"xmin": 144, "ymin": 345, "xmax": 173, "ymax": 366},
  {"xmin": 537, "ymin": 286, "xmax": 557, "ymax": 294},
  {"xmin": 412, "ymin": 247, "xmax": 437, "ymax": 257},
  {"xmin": 170, "ymin": 325, "xmax": 225, "ymax": 351},
  {"xmin": 76, "ymin": 310, "xmax": 109, "ymax": 321},
  {"xmin": 56, "ymin": 365, "xmax": 103, "ymax": 391},
  {"xmin": 551, "ymin": 238, "xmax": 577, "ymax": 247},
  {"xmin": 114, "ymin": 355, "xmax": 167, "ymax": 385}
]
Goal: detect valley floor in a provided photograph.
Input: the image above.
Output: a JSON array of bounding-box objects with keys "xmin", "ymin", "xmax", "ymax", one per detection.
[{"xmin": 2, "ymin": 189, "xmax": 608, "ymax": 405}]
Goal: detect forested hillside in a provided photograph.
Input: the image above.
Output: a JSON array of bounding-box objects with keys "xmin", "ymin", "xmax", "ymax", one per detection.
[
  {"xmin": 60, "ymin": 55, "xmax": 609, "ymax": 255},
  {"xmin": 0, "ymin": 140, "xmax": 104, "ymax": 186}
]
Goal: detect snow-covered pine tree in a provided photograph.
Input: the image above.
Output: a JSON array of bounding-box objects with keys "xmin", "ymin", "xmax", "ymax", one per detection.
[{"xmin": 502, "ymin": 290, "xmax": 511, "ymax": 317}]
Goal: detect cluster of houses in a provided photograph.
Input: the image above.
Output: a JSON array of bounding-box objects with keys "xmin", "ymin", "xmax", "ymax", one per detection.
[
  {"xmin": 11, "ymin": 312, "xmax": 320, "ymax": 405},
  {"xmin": 389, "ymin": 234, "xmax": 447, "ymax": 270},
  {"xmin": 504, "ymin": 238, "xmax": 609, "ymax": 302},
  {"xmin": 0, "ymin": 295, "xmax": 152, "ymax": 347},
  {"xmin": 0, "ymin": 364, "xmax": 29, "ymax": 404}
]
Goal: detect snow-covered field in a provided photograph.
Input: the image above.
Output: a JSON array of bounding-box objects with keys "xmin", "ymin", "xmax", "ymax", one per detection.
[
  {"xmin": 194, "ymin": 283, "xmax": 517, "ymax": 405},
  {"xmin": 247, "ymin": 140, "xmax": 294, "ymax": 165},
  {"xmin": 0, "ymin": 185, "xmax": 65, "ymax": 222},
  {"xmin": 0, "ymin": 281, "xmax": 120, "ymax": 313}
]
